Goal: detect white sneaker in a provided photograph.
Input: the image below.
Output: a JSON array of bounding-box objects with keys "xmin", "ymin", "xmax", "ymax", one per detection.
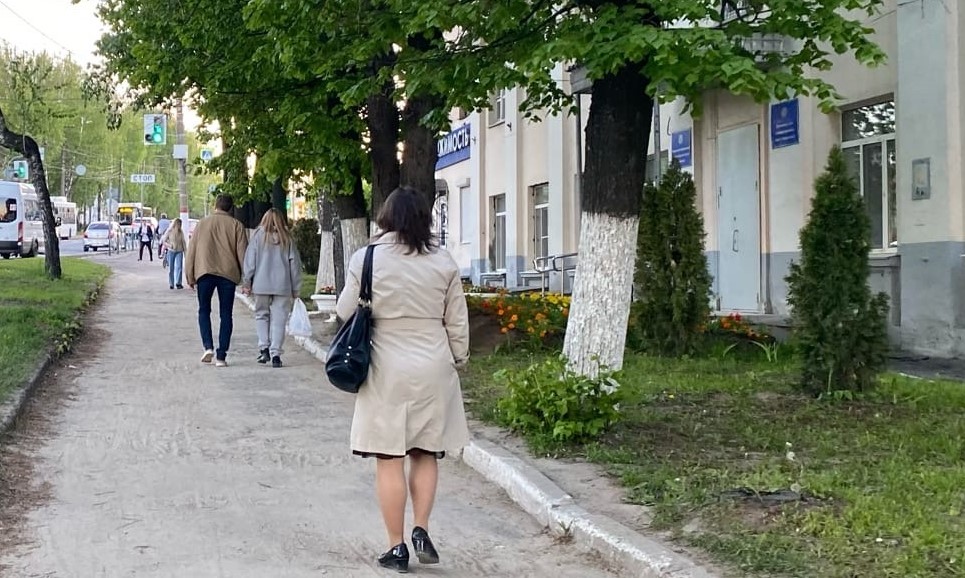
[
  {"xmin": 214, "ymin": 358, "xmax": 228, "ymax": 368},
  {"xmin": 201, "ymin": 349, "xmax": 214, "ymax": 363}
]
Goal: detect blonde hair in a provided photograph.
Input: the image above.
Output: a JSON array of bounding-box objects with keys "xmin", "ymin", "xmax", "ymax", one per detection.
[
  {"xmin": 168, "ymin": 218, "xmax": 186, "ymax": 246},
  {"xmin": 259, "ymin": 208, "xmax": 292, "ymax": 246}
]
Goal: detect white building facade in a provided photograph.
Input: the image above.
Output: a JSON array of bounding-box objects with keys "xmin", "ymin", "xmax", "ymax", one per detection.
[{"xmin": 435, "ymin": 0, "xmax": 965, "ymax": 357}]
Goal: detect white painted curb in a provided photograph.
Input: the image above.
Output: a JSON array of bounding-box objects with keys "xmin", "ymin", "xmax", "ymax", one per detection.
[{"xmin": 245, "ymin": 292, "xmax": 720, "ymax": 577}]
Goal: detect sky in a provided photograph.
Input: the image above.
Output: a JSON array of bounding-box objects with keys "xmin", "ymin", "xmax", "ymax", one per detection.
[
  {"xmin": 0, "ymin": 0, "xmax": 208, "ymax": 132},
  {"xmin": 0, "ymin": 0, "xmax": 105, "ymax": 66}
]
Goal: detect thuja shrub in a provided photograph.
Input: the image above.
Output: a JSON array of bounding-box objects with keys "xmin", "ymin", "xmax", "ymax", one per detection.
[
  {"xmin": 786, "ymin": 146, "xmax": 890, "ymax": 395},
  {"xmin": 495, "ymin": 356, "xmax": 622, "ymax": 446},
  {"xmin": 627, "ymin": 160, "xmax": 712, "ymax": 355},
  {"xmin": 291, "ymin": 218, "xmax": 321, "ymax": 274}
]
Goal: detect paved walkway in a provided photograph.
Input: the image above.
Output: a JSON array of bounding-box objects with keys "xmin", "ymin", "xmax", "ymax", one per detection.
[{"xmin": 1, "ymin": 254, "xmax": 616, "ymax": 577}]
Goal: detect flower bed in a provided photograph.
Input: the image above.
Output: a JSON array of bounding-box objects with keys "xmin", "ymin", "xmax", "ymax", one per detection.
[{"xmin": 466, "ymin": 291, "xmax": 570, "ymax": 349}]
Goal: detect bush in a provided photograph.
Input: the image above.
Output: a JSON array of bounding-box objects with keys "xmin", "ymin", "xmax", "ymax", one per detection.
[
  {"xmin": 465, "ymin": 291, "xmax": 570, "ymax": 350},
  {"xmin": 495, "ymin": 356, "xmax": 622, "ymax": 445},
  {"xmin": 785, "ymin": 146, "xmax": 890, "ymax": 395},
  {"xmin": 291, "ymin": 218, "xmax": 320, "ymax": 274},
  {"xmin": 627, "ymin": 160, "xmax": 712, "ymax": 355}
]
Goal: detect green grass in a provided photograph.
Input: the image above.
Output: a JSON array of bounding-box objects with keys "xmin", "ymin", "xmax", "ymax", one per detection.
[
  {"xmin": 0, "ymin": 258, "xmax": 109, "ymax": 405},
  {"xmin": 463, "ymin": 347, "xmax": 965, "ymax": 578},
  {"xmin": 300, "ymin": 272, "xmax": 316, "ymax": 305}
]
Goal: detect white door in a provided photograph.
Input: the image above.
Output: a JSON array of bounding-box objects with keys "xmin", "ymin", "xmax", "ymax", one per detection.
[{"xmin": 716, "ymin": 125, "xmax": 761, "ymax": 312}]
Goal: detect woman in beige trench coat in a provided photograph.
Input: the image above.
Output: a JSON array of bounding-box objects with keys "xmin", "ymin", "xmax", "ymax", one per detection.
[{"xmin": 335, "ymin": 187, "xmax": 470, "ymax": 573}]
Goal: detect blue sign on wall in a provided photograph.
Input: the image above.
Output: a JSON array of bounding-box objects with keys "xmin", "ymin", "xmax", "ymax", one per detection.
[
  {"xmin": 671, "ymin": 129, "xmax": 692, "ymax": 167},
  {"xmin": 770, "ymin": 99, "xmax": 800, "ymax": 149},
  {"xmin": 436, "ymin": 124, "xmax": 471, "ymax": 170}
]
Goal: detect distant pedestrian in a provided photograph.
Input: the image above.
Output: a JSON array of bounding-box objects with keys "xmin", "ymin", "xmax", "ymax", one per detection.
[
  {"xmin": 185, "ymin": 194, "xmax": 248, "ymax": 367},
  {"xmin": 137, "ymin": 221, "xmax": 155, "ymax": 261},
  {"xmin": 241, "ymin": 208, "xmax": 303, "ymax": 368},
  {"xmin": 157, "ymin": 213, "xmax": 172, "ymax": 264},
  {"xmin": 160, "ymin": 218, "xmax": 187, "ymax": 290},
  {"xmin": 335, "ymin": 187, "xmax": 470, "ymax": 573}
]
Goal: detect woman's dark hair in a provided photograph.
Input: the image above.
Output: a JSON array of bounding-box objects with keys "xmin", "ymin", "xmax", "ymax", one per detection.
[{"xmin": 376, "ymin": 186, "xmax": 435, "ymax": 254}]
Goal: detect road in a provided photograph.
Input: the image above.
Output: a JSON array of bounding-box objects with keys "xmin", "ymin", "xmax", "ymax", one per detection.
[{"xmin": 0, "ymin": 253, "xmax": 617, "ymax": 578}]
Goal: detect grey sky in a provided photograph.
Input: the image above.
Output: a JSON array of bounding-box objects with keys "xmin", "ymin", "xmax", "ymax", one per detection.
[{"xmin": 0, "ymin": 0, "xmax": 104, "ymax": 65}]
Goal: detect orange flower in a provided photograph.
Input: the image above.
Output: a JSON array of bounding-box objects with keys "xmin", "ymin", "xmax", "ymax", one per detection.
[
  {"xmin": 497, "ymin": 309, "xmax": 505, "ymax": 316},
  {"xmin": 500, "ymin": 327, "xmax": 509, "ymax": 334},
  {"xmin": 507, "ymin": 323, "xmax": 516, "ymax": 330},
  {"xmin": 510, "ymin": 314, "xmax": 518, "ymax": 322},
  {"xmin": 562, "ymin": 308, "xmax": 569, "ymax": 317}
]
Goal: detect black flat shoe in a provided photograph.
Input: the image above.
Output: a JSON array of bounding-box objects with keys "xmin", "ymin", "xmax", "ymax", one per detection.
[
  {"xmin": 256, "ymin": 348, "xmax": 270, "ymax": 364},
  {"xmin": 412, "ymin": 526, "xmax": 439, "ymax": 564},
  {"xmin": 378, "ymin": 543, "xmax": 409, "ymax": 573}
]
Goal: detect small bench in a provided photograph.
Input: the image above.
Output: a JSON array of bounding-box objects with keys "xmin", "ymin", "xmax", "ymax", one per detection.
[{"xmin": 479, "ymin": 271, "xmax": 507, "ymax": 288}]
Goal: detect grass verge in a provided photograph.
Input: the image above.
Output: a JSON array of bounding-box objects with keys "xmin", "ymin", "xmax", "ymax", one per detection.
[
  {"xmin": 300, "ymin": 272, "xmax": 317, "ymax": 306},
  {"xmin": 0, "ymin": 258, "xmax": 109, "ymax": 406},
  {"xmin": 463, "ymin": 348, "xmax": 965, "ymax": 578}
]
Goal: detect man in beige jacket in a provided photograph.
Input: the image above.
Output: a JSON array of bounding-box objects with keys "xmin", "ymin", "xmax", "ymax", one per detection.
[{"xmin": 185, "ymin": 194, "xmax": 248, "ymax": 367}]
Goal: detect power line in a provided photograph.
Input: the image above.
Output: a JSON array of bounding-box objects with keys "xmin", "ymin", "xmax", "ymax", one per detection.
[{"xmin": 0, "ymin": 0, "xmax": 79, "ymax": 59}]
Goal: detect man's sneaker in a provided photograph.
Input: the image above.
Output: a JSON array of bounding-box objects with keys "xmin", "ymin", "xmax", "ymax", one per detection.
[
  {"xmin": 201, "ymin": 349, "xmax": 214, "ymax": 363},
  {"xmin": 256, "ymin": 348, "xmax": 270, "ymax": 364},
  {"xmin": 271, "ymin": 356, "xmax": 283, "ymax": 368},
  {"xmin": 214, "ymin": 358, "xmax": 228, "ymax": 367}
]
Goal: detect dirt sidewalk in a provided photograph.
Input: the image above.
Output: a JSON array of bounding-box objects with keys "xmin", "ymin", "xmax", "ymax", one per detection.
[{"xmin": 0, "ymin": 254, "xmax": 616, "ymax": 578}]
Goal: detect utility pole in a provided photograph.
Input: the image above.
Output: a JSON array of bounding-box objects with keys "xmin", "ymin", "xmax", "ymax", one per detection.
[{"xmin": 176, "ymin": 100, "xmax": 189, "ymax": 224}]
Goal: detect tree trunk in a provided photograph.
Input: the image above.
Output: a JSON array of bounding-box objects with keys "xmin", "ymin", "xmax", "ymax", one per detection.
[
  {"xmin": 332, "ymin": 172, "xmax": 368, "ymax": 296},
  {"xmin": 271, "ymin": 176, "xmax": 287, "ymax": 220},
  {"xmin": 561, "ymin": 63, "xmax": 653, "ymax": 376},
  {"xmin": 315, "ymin": 191, "xmax": 336, "ymax": 292},
  {"xmin": 400, "ymin": 92, "xmax": 442, "ymax": 208},
  {"xmin": 0, "ymin": 106, "xmax": 61, "ymax": 278},
  {"xmin": 366, "ymin": 86, "xmax": 401, "ymax": 220}
]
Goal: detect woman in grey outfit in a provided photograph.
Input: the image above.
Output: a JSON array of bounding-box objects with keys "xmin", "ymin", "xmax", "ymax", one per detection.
[{"xmin": 241, "ymin": 208, "xmax": 303, "ymax": 368}]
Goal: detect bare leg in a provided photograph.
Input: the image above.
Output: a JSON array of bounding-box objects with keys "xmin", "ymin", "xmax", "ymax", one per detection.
[
  {"xmin": 375, "ymin": 457, "xmax": 407, "ymax": 547},
  {"xmin": 408, "ymin": 453, "xmax": 439, "ymax": 530}
]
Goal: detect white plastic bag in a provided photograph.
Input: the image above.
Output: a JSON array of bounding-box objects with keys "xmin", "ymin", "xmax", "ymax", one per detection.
[{"xmin": 287, "ymin": 299, "xmax": 313, "ymax": 337}]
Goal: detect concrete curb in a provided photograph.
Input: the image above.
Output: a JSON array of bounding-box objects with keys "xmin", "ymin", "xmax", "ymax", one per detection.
[
  {"xmin": 0, "ymin": 350, "xmax": 54, "ymax": 435},
  {"xmin": 242, "ymin": 292, "xmax": 719, "ymax": 577}
]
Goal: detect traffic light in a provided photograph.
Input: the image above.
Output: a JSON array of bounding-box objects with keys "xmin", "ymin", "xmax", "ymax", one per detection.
[
  {"xmin": 143, "ymin": 114, "xmax": 167, "ymax": 145},
  {"xmin": 12, "ymin": 159, "xmax": 28, "ymax": 180}
]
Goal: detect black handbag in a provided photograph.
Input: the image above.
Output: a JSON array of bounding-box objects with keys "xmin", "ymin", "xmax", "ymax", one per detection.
[{"xmin": 325, "ymin": 245, "xmax": 375, "ymax": 393}]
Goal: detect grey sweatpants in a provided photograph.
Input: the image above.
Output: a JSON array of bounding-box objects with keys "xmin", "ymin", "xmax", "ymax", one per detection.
[{"xmin": 253, "ymin": 294, "xmax": 293, "ymax": 357}]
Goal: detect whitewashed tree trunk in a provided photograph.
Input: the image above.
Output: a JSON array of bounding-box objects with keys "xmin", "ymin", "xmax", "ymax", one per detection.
[
  {"xmin": 315, "ymin": 230, "xmax": 335, "ymax": 292},
  {"xmin": 562, "ymin": 212, "xmax": 639, "ymax": 377},
  {"xmin": 340, "ymin": 217, "xmax": 369, "ymax": 276}
]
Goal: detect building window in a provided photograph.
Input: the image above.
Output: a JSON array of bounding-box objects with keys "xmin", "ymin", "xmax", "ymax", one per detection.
[
  {"xmin": 459, "ymin": 186, "xmax": 473, "ymax": 244},
  {"xmin": 432, "ymin": 194, "xmax": 448, "ymax": 248},
  {"xmin": 841, "ymin": 100, "xmax": 896, "ymax": 250},
  {"xmin": 489, "ymin": 89, "xmax": 507, "ymax": 126},
  {"xmin": 489, "ymin": 194, "xmax": 507, "ymax": 271},
  {"xmin": 531, "ymin": 183, "xmax": 550, "ymax": 261}
]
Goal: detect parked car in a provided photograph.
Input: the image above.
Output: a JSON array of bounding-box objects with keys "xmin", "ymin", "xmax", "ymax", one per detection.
[{"xmin": 83, "ymin": 221, "xmax": 121, "ymax": 252}]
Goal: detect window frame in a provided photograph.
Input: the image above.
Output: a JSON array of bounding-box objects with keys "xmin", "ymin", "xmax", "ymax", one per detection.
[
  {"xmin": 530, "ymin": 183, "xmax": 550, "ymax": 261},
  {"xmin": 841, "ymin": 98, "xmax": 897, "ymax": 253},
  {"xmin": 489, "ymin": 89, "xmax": 507, "ymax": 126},
  {"xmin": 490, "ymin": 194, "xmax": 507, "ymax": 271}
]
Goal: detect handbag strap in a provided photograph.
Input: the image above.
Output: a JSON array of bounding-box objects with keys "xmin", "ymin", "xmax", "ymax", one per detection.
[{"xmin": 359, "ymin": 245, "xmax": 375, "ymax": 307}]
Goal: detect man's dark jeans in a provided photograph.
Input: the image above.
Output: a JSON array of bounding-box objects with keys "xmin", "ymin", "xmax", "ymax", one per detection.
[{"xmin": 197, "ymin": 274, "xmax": 236, "ymax": 360}]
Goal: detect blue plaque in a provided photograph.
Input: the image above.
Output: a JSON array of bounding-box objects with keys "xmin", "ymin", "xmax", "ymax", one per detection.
[
  {"xmin": 770, "ymin": 100, "xmax": 800, "ymax": 149},
  {"xmin": 436, "ymin": 124, "xmax": 472, "ymax": 170},
  {"xmin": 671, "ymin": 129, "xmax": 692, "ymax": 167}
]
